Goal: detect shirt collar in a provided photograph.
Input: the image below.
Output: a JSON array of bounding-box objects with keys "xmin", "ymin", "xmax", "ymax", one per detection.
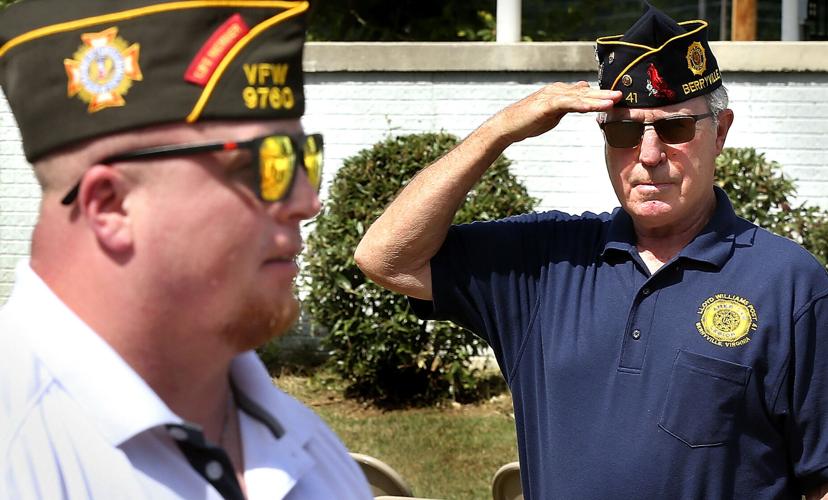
[
  {"xmin": 601, "ymin": 187, "xmax": 753, "ymax": 269},
  {"xmin": 229, "ymin": 352, "xmax": 318, "ymax": 448},
  {"xmin": 230, "ymin": 353, "xmax": 286, "ymax": 440},
  {"xmin": 677, "ymin": 187, "xmax": 753, "ymax": 269},
  {"xmin": 602, "ymin": 206, "xmax": 637, "ymax": 257},
  {"xmin": 230, "ymin": 352, "xmax": 319, "ymax": 497},
  {"xmin": 5, "ymin": 260, "xmax": 181, "ymax": 446}
]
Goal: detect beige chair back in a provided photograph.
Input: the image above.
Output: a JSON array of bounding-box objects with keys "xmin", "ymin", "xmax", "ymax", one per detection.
[
  {"xmin": 350, "ymin": 452, "xmax": 414, "ymax": 497},
  {"xmin": 491, "ymin": 461, "xmax": 523, "ymax": 500}
]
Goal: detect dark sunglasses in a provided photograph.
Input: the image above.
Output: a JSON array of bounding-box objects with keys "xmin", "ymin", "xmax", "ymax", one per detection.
[
  {"xmin": 599, "ymin": 113, "xmax": 713, "ymax": 148},
  {"xmin": 60, "ymin": 133, "xmax": 324, "ymax": 205}
]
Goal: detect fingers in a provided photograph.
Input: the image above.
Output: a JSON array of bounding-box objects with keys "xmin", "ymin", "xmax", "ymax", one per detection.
[
  {"xmin": 491, "ymin": 81, "xmax": 622, "ymax": 144},
  {"xmin": 541, "ymin": 81, "xmax": 622, "ymax": 113}
]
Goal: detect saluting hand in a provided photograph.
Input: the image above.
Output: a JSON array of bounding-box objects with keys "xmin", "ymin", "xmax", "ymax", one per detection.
[{"xmin": 489, "ymin": 81, "xmax": 622, "ymax": 145}]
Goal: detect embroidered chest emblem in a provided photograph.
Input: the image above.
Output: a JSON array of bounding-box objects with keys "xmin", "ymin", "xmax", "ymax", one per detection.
[
  {"xmin": 695, "ymin": 294, "xmax": 758, "ymax": 347},
  {"xmin": 64, "ymin": 27, "xmax": 143, "ymax": 113}
]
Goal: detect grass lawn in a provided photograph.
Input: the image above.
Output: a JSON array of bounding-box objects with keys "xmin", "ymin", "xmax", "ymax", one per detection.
[{"xmin": 275, "ymin": 370, "xmax": 519, "ymax": 500}]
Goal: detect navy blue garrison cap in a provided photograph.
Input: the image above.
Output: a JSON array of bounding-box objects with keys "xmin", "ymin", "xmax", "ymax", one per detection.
[{"xmin": 595, "ymin": 1, "xmax": 722, "ymax": 108}]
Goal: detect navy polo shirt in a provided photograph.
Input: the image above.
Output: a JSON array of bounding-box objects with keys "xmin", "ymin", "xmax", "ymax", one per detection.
[{"xmin": 411, "ymin": 188, "xmax": 828, "ymax": 499}]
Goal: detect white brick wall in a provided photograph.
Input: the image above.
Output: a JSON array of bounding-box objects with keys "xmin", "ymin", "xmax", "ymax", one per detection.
[
  {"xmin": 0, "ymin": 90, "xmax": 34, "ymax": 302},
  {"xmin": 2, "ymin": 71, "xmax": 828, "ymax": 303},
  {"xmin": 303, "ymin": 71, "xmax": 828, "ymax": 215}
]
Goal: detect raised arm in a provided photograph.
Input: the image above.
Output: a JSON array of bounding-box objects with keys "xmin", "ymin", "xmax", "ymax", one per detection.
[
  {"xmin": 354, "ymin": 81, "xmax": 621, "ymax": 300},
  {"xmin": 806, "ymin": 484, "xmax": 827, "ymax": 500}
]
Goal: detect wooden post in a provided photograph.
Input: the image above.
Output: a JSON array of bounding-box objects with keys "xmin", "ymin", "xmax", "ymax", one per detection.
[{"xmin": 731, "ymin": 0, "xmax": 757, "ymax": 40}]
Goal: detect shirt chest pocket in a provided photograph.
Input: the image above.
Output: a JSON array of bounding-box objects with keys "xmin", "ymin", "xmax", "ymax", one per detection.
[{"xmin": 658, "ymin": 349, "xmax": 752, "ymax": 448}]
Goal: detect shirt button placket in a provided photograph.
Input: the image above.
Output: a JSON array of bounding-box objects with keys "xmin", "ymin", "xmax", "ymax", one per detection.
[
  {"xmin": 205, "ymin": 461, "xmax": 224, "ymax": 480},
  {"xmin": 617, "ymin": 279, "xmax": 655, "ymax": 370},
  {"xmin": 632, "ymin": 286, "xmax": 651, "ymax": 342},
  {"xmin": 168, "ymin": 426, "xmax": 189, "ymax": 441}
]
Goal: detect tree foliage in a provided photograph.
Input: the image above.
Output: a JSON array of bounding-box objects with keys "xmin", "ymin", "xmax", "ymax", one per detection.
[
  {"xmin": 303, "ymin": 132, "xmax": 537, "ymax": 406},
  {"xmin": 715, "ymin": 147, "xmax": 828, "ymax": 270},
  {"xmin": 0, "ymin": 1, "xmax": 781, "ymax": 41},
  {"xmin": 305, "ymin": 0, "xmax": 643, "ymax": 42},
  {"xmin": 306, "ymin": 0, "xmax": 779, "ymax": 42},
  {"xmin": 306, "ymin": 0, "xmax": 494, "ymax": 42}
]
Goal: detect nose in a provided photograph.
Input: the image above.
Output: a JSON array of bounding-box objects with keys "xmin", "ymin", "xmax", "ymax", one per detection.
[
  {"xmin": 270, "ymin": 167, "xmax": 322, "ymax": 221},
  {"xmin": 638, "ymin": 125, "xmax": 665, "ymax": 168}
]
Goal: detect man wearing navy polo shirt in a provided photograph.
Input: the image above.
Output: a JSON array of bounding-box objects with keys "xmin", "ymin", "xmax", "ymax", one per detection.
[{"xmin": 356, "ymin": 4, "xmax": 828, "ymax": 499}]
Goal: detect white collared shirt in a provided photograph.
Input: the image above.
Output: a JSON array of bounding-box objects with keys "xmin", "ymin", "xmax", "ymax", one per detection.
[{"xmin": 0, "ymin": 261, "xmax": 372, "ymax": 499}]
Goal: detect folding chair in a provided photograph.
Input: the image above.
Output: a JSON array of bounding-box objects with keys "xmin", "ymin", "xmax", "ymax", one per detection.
[
  {"xmin": 350, "ymin": 452, "xmax": 414, "ymax": 498},
  {"xmin": 491, "ymin": 461, "xmax": 523, "ymax": 500}
]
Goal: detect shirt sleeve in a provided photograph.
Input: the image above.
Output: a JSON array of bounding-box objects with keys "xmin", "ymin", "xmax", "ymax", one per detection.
[
  {"xmin": 409, "ymin": 210, "xmax": 605, "ymax": 378},
  {"xmin": 777, "ymin": 290, "xmax": 828, "ymax": 492}
]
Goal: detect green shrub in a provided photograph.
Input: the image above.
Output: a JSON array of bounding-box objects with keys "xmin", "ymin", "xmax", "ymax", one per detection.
[
  {"xmin": 303, "ymin": 132, "xmax": 538, "ymax": 406},
  {"xmin": 715, "ymin": 147, "xmax": 828, "ymax": 270}
]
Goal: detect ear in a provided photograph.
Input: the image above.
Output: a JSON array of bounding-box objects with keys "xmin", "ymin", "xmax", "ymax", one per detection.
[
  {"xmin": 714, "ymin": 109, "xmax": 734, "ymax": 155},
  {"xmin": 77, "ymin": 165, "xmax": 134, "ymax": 254}
]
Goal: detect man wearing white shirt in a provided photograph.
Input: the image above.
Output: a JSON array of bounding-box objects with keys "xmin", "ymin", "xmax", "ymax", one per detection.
[{"xmin": 0, "ymin": 1, "xmax": 372, "ymax": 499}]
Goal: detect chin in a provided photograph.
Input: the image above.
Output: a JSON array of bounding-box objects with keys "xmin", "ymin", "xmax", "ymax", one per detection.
[
  {"xmin": 630, "ymin": 199, "xmax": 675, "ymax": 218},
  {"xmin": 222, "ymin": 294, "xmax": 301, "ymax": 353}
]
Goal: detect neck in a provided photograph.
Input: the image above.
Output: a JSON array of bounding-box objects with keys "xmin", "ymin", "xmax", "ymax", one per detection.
[
  {"xmin": 141, "ymin": 353, "xmax": 233, "ymax": 438},
  {"xmin": 635, "ymin": 224, "xmax": 699, "ymax": 265},
  {"xmin": 31, "ymin": 227, "xmax": 237, "ymax": 440}
]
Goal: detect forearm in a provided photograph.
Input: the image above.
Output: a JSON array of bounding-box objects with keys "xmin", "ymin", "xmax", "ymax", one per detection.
[
  {"xmin": 355, "ymin": 118, "xmax": 510, "ymax": 300},
  {"xmin": 805, "ymin": 483, "xmax": 828, "ymax": 500}
]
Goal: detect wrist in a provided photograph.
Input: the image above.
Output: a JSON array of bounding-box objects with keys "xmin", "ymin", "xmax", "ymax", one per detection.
[{"xmin": 474, "ymin": 116, "xmax": 514, "ymax": 154}]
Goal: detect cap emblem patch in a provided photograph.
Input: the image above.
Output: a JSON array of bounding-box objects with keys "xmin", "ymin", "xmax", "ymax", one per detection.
[
  {"xmin": 686, "ymin": 41, "xmax": 707, "ymax": 76},
  {"xmin": 695, "ymin": 294, "xmax": 758, "ymax": 347},
  {"xmin": 64, "ymin": 27, "xmax": 143, "ymax": 113},
  {"xmin": 621, "ymin": 74, "xmax": 633, "ymax": 87},
  {"xmin": 645, "ymin": 63, "xmax": 675, "ymax": 100}
]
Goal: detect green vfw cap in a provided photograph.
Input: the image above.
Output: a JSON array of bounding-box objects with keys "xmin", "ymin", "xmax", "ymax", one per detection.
[
  {"xmin": 595, "ymin": 1, "xmax": 722, "ymax": 108},
  {"xmin": 0, "ymin": 0, "xmax": 309, "ymax": 161}
]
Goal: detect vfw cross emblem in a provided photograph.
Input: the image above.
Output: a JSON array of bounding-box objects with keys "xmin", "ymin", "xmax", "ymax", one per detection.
[{"xmin": 64, "ymin": 27, "xmax": 143, "ymax": 113}]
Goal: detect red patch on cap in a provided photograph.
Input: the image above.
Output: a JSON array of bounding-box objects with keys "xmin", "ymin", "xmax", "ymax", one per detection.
[
  {"xmin": 184, "ymin": 13, "xmax": 249, "ymax": 87},
  {"xmin": 646, "ymin": 63, "xmax": 676, "ymax": 101}
]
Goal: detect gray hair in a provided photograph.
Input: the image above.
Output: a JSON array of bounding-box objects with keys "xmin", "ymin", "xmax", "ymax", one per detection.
[{"xmin": 704, "ymin": 85, "xmax": 729, "ymax": 127}]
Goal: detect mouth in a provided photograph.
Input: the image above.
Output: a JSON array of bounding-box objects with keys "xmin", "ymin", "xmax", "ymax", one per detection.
[
  {"xmin": 264, "ymin": 253, "xmax": 299, "ymax": 265},
  {"xmin": 634, "ymin": 181, "xmax": 673, "ymax": 189},
  {"xmin": 263, "ymin": 243, "xmax": 303, "ymax": 266},
  {"xmin": 264, "ymin": 256, "xmax": 296, "ymax": 265}
]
